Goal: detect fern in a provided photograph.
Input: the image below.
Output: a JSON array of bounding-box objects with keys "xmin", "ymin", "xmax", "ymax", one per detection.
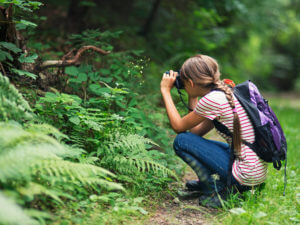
[
  {"xmin": 17, "ymin": 182, "xmax": 72, "ymax": 204},
  {"xmin": 0, "ymin": 121, "xmax": 124, "ymax": 224},
  {"xmin": 98, "ymin": 133, "xmax": 178, "ymax": 180},
  {"xmin": 0, "ymin": 143, "xmax": 59, "ymax": 182},
  {"xmin": 0, "ymin": 123, "xmax": 80, "ymax": 158},
  {"xmin": 25, "ymin": 123, "xmax": 69, "ymax": 141},
  {"xmin": 0, "ymin": 192, "xmax": 38, "ymax": 225},
  {"xmin": 0, "ymin": 72, "xmax": 34, "ymax": 122},
  {"xmin": 34, "ymin": 159, "xmax": 123, "ymax": 190},
  {"xmin": 69, "ymin": 129, "xmax": 86, "ymax": 148},
  {"xmin": 0, "ymin": 122, "xmax": 123, "ymax": 190}
]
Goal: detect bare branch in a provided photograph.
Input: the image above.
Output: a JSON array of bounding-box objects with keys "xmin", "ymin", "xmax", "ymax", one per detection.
[
  {"xmin": 0, "ymin": 62, "xmax": 6, "ymax": 76},
  {"xmin": 36, "ymin": 45, "xmax": 110, "ymax": 72},
  {"xmin": 62, "ymin": 48, "xmax": 75, "ymax": 61}
]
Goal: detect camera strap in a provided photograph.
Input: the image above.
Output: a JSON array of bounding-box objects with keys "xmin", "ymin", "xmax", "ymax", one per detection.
[{"xmin": 176, "ymin": 88, "xmax": 193, "ymax": 111}]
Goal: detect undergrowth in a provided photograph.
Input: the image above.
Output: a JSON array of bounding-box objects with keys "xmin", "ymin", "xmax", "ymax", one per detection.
[{"xmin": 0, "ymin": 20, "xmax": 181, "ymax": 223}]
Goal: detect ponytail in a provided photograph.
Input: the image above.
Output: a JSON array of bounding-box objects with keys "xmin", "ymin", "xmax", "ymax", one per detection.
[{"xmin": 215, "ymin": 81, "xmax": 242, "ymax": 157}]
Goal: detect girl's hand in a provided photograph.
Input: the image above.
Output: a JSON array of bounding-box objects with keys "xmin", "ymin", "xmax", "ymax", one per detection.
[{"xmin": 160, "ymin": 70, "xmax": 178, "ymax": 93}]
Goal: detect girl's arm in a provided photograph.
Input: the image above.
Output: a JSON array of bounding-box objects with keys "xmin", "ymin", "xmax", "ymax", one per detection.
[
  {"xmin": 188, "ymin": 95, "xmax": 214, "ymax": 136},
  {"xmin": 160, "ymin": 71, "xmax": 207, "ymax": 133},
  {"xmin": 161, "ymin": 89, "xmax": 205, "ymax": 133},
  {"xmin": 190, "ymin": 119, "xmax": 214, "ymax": 136}
]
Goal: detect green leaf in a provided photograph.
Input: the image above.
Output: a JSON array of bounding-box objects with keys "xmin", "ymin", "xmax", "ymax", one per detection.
[
  {"xmin": 44, "ymin": 92, "xmax": 58, "ymax": 102},
  {"xmin": 254, "ymin": 211, "xmax": 267, "ymax": 218},
  {"xmin": 19, "ymin": 19, "xmax": 38, "ymax": 28},
  {"xmin": 77, "ymin": 73, "xmax": 87, "ymax": 82},
  {"xmin": 65, "ymin": 66, "xmax": 79, "ymax": 76},
  {"xmin": 28, "ymin": 1, "xmax": 43, "ymax": 9},
  {"xmin": 0, "ymin": 42, "xmax": 22, "ymax": 54},
  {"xmin": 0, "ymin": 50, "xmax": 13, "ymax": 61},
  {"xmin": 11, "ymin": 68, "xmax": 37, "ymax": 79},
  {"xmin": 128, "ymin": 98, "xmax": 137, "ymax": 107},
  {"xmin": 100, "ymin": 68, "xmax": 110, "ymax": 75},
  {"xmin": 100, "ymin": 77, "xmax": 113, "ymax": 83},
  {"xmin": 116, "ymin": 100, "xmax": 126, "ymax": 109},
  {"xmin": 111, "ymin": 88, "xmax": 128, "ymax": 94},
  {"xmin": 69, "ymin": 78, "xmax": 79, "ymax": 83},
  {"xmin": 229, "ymin": 208, "xmax": 246, "ymax": 215},
  {"xmin": 88, "ymin": 71, "xmax": 100, "ymax": 82},
  {"xmin": 18, "ymin": 53, "xmax": 38, "ymax": 63},
  {"xmin": 131, "ymin": 50, "xmax": 144, "ymax": 56},
  {"xmin": 89, "ymin": 84, "xmax": 111, "ymax": 96},
  {"xmin": 69, "ymin": 116, "xmax": 80, "ymax": 125}
]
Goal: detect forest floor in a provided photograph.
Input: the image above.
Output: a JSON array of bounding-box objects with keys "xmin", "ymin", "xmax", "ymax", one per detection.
[
  {"xmin": 146, "ymin": 167, "xmax": 219, "ymax": 225},
  {"xmin": 145, "ymin": 131, "xmax": 224, "ymax": 225}
]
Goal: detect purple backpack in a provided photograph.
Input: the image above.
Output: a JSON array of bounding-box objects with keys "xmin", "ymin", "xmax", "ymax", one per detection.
[{"xmin": 213, "ymin": 80, "xmax": 287, "ymax": 194}]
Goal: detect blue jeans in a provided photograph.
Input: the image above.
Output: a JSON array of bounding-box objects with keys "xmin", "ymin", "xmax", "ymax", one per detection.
[{"xmin": 173, "ymin": 132, "xmax": 250, "ymax": 194}]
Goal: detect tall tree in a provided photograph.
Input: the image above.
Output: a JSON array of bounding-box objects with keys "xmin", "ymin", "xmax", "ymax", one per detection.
[
  {"xmin": 138, "ymin": 0, "xmax": 162, "ymax": 37},
  {"xmin": 66, "ymin": 0, "xmax": 89, "ymax": 33}
]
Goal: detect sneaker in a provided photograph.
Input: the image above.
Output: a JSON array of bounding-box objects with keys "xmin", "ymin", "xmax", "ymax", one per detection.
[
  {"xmin": 185, "ymin": 180, "xmax": 203, "ymax": 191},
  {"xmin": 177, "ymin": 189, "xmax": 203, "ymax": 200},
  {"xmin": 199, "ymin": 190, "xmax": 228, "ymax": 208}
]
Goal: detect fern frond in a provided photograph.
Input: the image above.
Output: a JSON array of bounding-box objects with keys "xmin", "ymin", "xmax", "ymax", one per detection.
[
  {"xmin": 35, "ymin": 159, "xmax": 116, "ymax": 179},
  {"xmin": 0, "ymin": 122, "xmax": 123, "ymax": 193},
  {"xmin": 98, "ymin": 133, "xmax": 177, "ymax": 180},
  {"xmin": 25, "ymin": 123, "xmax": 69, "ymax": 141},
  {"xmin": 0, "ymin": 192, "xmax": 38, "ymax": 225},
  {"xmin": 69, "ymin": 129, "xmax": 86, "ymax": 148},
  {"xmin": 100, "ymin": 154, "xmax": 178, "ymax": 181},
  {"xmin": 98, "ymin": 133, "xmax": 178, "ymax": 178},
  {"xmin": 110, "ymin": 134, "xmax": 158, "ymax": 153},
  {"xmin": 0, "ymin": 144, "xmax": 59, "ymax": 182},
  {"xmin": 70, "ymin": 177, "xmax": 124, "ymax": 191},
  {"xmin": 0, "ymin": 143, "xmax": 123, "ymax": 192},
  {"xmin": 0, "ymin": 122, "xmax": 82, "ymax": 159},
  {"xmin": 0, "ymin": 72, "xmax": 34, "ymax": 122},
  {"xmin": 33, "ymin": 159, "xmax": 123, "ymax": 191},
  {"xmin": 17, "ymin": 182, "xmax": 68, "ymax": 204}
]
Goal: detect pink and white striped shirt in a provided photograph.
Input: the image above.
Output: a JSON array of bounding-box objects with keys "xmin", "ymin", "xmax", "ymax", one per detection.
[{"xmin": 194, "ymin": 90, "xmax": 268, "ymax": 186}]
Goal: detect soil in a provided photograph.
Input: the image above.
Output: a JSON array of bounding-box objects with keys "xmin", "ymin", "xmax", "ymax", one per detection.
[
  {"xmin": 144, "ymin": 131, "xmax": 224, "ymax": 225},
  {"xmin": 146, "ymin": 167, "xmax": 219, "ymax": 225}
]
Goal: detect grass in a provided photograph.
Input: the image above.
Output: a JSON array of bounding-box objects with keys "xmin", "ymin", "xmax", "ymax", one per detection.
[
  {"xmin": 49, "ymin": 95, "xmax": 300, "ymax": 225},
  {"xmin": 215, "ymin": 95, "xmax": 300, "ymax": 225}
]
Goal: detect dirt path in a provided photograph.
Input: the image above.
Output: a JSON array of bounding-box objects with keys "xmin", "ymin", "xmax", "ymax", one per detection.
[
  {"xmin": 146, "ymin": 167, "xmax": 219, "ymax": 225},
  {"xmin": 145, "ymin": 131, "xmax": 224, "ymax": 225}
]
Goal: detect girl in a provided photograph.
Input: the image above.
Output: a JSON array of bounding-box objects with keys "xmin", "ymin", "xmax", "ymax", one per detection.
[{"xmin": 160, "ymin": 54, "xmax": 267, "ymax": 207}]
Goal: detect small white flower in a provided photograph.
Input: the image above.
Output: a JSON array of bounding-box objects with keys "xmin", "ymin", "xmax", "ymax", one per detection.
[{"xmin": 211, "ymin": 173, "xmax": 220, "ymax": 181}]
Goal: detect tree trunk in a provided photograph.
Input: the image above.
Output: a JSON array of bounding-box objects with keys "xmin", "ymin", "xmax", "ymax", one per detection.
[
  {"xmin": 0, "ymin": 5, "xmax": 25, "ymax": 76},
  {"xmin": 66, "ymin": 0, "xmax": 89, "ymax": 33},
  {"xmin": 138, "ymin": 0, "xmax": 162, "ymax": 37}
]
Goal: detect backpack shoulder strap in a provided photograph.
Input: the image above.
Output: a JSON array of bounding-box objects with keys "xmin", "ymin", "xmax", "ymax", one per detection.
[{"xmin": 212, "ymin": 119, "xmax": 254, "ymax": 148}]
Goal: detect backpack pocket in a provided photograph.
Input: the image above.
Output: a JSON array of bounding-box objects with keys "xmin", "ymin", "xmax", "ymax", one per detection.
[{"xmin": 254, "ymin": 122, "xmax": 276, "ymax": 162}]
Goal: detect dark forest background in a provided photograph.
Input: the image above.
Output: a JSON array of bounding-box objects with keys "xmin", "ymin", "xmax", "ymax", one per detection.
[{"xmin": 33, "ymin": 0, "xmax": 299, "ymax": 90}]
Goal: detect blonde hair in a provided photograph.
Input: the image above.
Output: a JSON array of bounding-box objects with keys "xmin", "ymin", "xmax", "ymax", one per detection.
[{"xmin": 180, "ymin": 54, "xmax": 242, "ymax": 156}]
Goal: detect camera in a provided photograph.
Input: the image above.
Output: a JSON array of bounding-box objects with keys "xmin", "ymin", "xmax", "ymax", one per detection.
[{"xmin": 165, "ymin": 71, "xmax": 184, "ymax": 89}]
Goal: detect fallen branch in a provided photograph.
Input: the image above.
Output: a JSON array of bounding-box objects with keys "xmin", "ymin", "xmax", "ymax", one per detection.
[
  {"xmin": 0, "ymin": 62, "xmax": 6, "ymax": 76},
  {"xmin": 35, "ymin": 45, "xmax": 110, "ymax": 72}
]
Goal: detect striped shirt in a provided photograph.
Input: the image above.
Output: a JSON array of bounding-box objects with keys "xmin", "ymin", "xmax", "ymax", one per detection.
[{"xmin": 194, "ymin": 90, "xmax": 268, "ymax": 186}]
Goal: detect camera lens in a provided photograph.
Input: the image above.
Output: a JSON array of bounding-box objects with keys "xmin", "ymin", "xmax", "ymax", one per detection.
[{"xmin": 175, "ymin": 74, "xmax": 184, "ymax": 89}]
